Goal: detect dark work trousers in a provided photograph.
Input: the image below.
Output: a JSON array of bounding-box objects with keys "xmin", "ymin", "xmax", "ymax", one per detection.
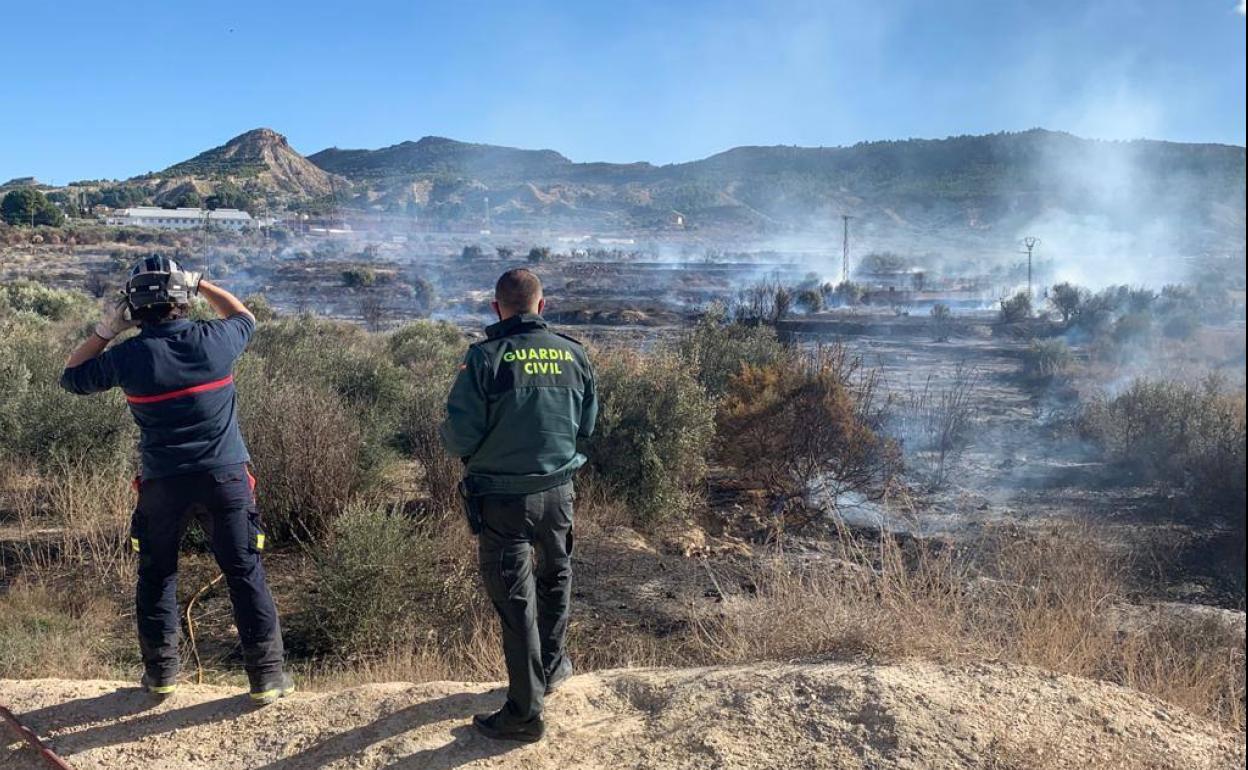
[
  {"xmin": 477, "ymin": 481, "xmax": 575, "ymax": 721},
  {"xmin": 130, "ymin": 463, "xmax": 284, "ymax": 685}
]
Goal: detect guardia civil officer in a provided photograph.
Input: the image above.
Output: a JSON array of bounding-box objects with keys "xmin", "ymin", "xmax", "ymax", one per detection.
[
  {"xmin": 60, "ymin": 256, "xmax": 293, "ymax": 705},
  {"xmin": 441, "ymin": 268, "xmax": 597, "ymax": 742}
]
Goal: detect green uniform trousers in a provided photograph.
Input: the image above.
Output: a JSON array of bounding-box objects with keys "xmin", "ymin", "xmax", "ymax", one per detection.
[{"xmin": 477, "ymin": 481, "xmax": 575, "ymax": 720}]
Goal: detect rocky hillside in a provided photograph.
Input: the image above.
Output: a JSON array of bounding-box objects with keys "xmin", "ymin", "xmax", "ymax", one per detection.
[
  {"xmin": 304, "ymin": 129, "xmax": 1246, "ymax": 247},
  {"xmin": 35, "ymin": 127, "xmax": 1245, "ymax": 245},
  {"xmin": 148, "ymin": 128, "xmax": 338, "ymax": 201},
  {"xmin": 309, "ymin": 136, "xmax": 574, "ymax": 183},
  {"xmin": 2, "ymin": 661, "xmax": 1242, "ymax": 769}
]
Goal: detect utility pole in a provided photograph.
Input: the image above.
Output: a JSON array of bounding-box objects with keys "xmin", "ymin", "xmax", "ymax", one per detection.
[
  {"xmin": 328, "ymin": 175, "xmax": 340, "ymax": 229},
  {"xmin": 483, "ymin": 196, "xmax": 490, "ymax": 232},
  {"xmin": 841, "ymin": 214, "xmax": 854, "ymax": 284},
  {"xmin": 1021, "ymin": 236, "xmax": 1040, "ymax": 297}
]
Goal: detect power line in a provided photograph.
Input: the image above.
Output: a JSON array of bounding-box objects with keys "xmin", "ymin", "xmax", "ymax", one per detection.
[
  {"xmin": 1021, "ymin": 236, "xmax": 1040, "ymax": 297},
  {"xmin": 841, "ymin": 214, "xmax": 854, "ymax": 284}
]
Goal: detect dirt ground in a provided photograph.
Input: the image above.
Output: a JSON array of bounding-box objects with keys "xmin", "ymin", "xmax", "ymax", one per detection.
[{"xmin": 3, "ymin": 661, "xmax": 1243, "ymax": 770}]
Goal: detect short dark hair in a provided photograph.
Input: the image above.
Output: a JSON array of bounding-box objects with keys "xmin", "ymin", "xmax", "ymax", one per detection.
[
  {"xmin": 495, "ymin": 268, "xmax": 542, "ymax": 312},
  {"xmin": 132, "ymin": 303, "xmax": 184, "ymax": 326}
]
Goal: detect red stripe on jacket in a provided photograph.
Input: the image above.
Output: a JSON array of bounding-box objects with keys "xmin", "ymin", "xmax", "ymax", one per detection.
[{"xmin": 125, "ymin": 374, "xmax": 235, "ymax": 405}]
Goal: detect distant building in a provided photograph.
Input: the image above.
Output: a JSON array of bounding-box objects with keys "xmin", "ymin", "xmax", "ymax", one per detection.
[{"xmin": 105, "ymin": 206, "xmax": 254, "ymax": 231}]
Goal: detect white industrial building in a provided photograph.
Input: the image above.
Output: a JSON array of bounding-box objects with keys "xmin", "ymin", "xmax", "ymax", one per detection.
[{"xmin": 105, "ymin": 206, "xmax": 255, "ymax": 231}]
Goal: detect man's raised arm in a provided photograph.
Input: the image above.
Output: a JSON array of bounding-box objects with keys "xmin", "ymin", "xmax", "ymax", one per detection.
[{"xmin": 198, "ymin": 279, "xmax": 253, "ymax": 321}]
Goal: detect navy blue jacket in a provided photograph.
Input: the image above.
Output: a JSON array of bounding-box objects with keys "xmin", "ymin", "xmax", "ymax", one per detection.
[{"xmin": 60, "ymin": 315, "xmax": 255, "ymax": 479}]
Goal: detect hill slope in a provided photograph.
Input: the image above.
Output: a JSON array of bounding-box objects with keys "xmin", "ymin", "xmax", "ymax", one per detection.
[
  {"xmin": 1, "ymin": 661, "xmax": 1241, "ymax": 769},
  {"xmin": 153, "ymin": 128, "xmax": 337, "ymax": 199},
  {"xmin": 308, "ymin": 136, "xmax": 575, "ymax": 183},
  {"xmin": 307, "ymin": 129, "xmax": 1245, "ymax": 247}
]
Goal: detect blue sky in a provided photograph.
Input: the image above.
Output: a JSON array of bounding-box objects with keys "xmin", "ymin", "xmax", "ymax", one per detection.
[{"xmin": 2, "ymin": 0, "xmax": 1244, "ymax": 183}]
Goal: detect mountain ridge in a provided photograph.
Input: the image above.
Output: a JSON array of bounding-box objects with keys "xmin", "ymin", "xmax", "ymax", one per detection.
[{"xmin": 34, "ymin": 126, "xmax": 1243, "ymax": 246}]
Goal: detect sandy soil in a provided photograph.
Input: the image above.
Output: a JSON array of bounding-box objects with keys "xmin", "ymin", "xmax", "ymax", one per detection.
[{"xmin": 3, "ymin": 661, "xmax": 1242, "ymax": 770}]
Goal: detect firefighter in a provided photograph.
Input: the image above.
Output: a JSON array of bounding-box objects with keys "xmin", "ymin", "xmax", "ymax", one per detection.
[
  {"xmin": 60, "ymin": 256, "xmax": 293, "ymax": 705},
  {"xmin": 441, "ymin": 267, "xmax": 598, "ymax": 742}
]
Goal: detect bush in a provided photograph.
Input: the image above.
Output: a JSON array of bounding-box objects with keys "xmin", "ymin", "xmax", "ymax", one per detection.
[
  {"xmin": 243, "ymin": 293, "xmax": 277, "ymax": 322},
  {"xmin": 1081, "ymin": 378, "xmax": 1246, "ymax": 529},
  {"xmin": 929, "ymin": 302, "xmax": 953, "ymax": 342},
  {"xmin": 386, "ymin": 320, "xmax": 465, "ymax": 377},
  {"xmin": 399, "ymin": 377, "xmax": 461, "ymax": 516},
  {"xmin": 717, "ymin": 345, "xmax": 900, "ymax": 530},
  {"xmin": 309, "ymin": 504, "xmax": 432, "ymax": 656},
  {"xmin": 406, "ymin": 275, "xmax": 437, "ymax": 317},
  {"xmin": 236, "ymin": 362, "xmax": 363, "ymax": 540},
  {"xmin": 676, "ymin": 306, "xmax": 787, "ymax": 396},
  {"xmin": 342, "ymin": 267, "xmax": 376, "ymax": 288},
  {"xmin": 896, "ymin": 363, "xmax": 980, "ymax": 489},
  {"xmin": 1112, "ymin": 311, "xmax": 1153, "ymax": 345},
  {"xmin": 1021, "ymin": 339, "xmax": 1073, "ymax": 381},
  {"xmin": 998, "ymin": 291, "xmax": 1032, "ymax": 323},
  {"xmin": 1, "ymin": 281, "xmax": 95, "ymax": 321},
  {"xmin": 585, "ymin": 349, "xmax": 716, "ymax": 525},
  {"xmin": 0, "ymin": 317, "xmax": 135, "ymax": 469},
  {"xmin": 733, "ymin": 279, "xmax": 792, "ymax": 323},
  {"xmin": 1048, "ymin": 282, "xmax": 1085, "ymax": 325},
  {"xmin": 250, "ymin": 316, "xmax": 408, "ymax": 478},
  {"xmin": 794, "ymin": 288, "xmax": 823, "ymax": 314}
]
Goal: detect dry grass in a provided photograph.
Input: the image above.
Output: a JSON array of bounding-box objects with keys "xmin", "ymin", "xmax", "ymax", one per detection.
[
  {"xmin": 691, "ymin": 524, "xmax": 1246, "ymax": 732},
  {"xmin": 3, "ymin": 458, "xmax": 134, "ymax": 586},
  {"xmin": 0, "ymin": 580, "xmax": 127, "ymax": 680}
]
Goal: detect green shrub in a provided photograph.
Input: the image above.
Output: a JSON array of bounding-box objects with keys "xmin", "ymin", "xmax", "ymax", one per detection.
[
  {"xmin": 999, "ymin": 291, "xmax": 1032, "ymax": 324},
  {"xmin": 0, "ymin": 317, "xmax": 135, "ymax": 469},
  {"xmin": 1, "ymin": 281, "xmax": 95, "ymax": 321},
  {"xmin": 794, "ymin": 288, "xmax": 823, "ymax": 314},
  {"xmin": 1112, "ymin": 311, "xmax": 1153, "ymax": 345},
  {"xmin": 342, "ymin": 267, "xmax": 376, "ymax": 288},
  {"xmin": 243, "ymin": 293, "xmax": 277, "ymax": 322},
  {"xmin": 385, "ymin": 321, "xmax": 467, "ymax": 514},
  {"xmin": 585, "ymin": 349, "xmax": 716, "ymax": 525},
  {"xmin": 1021, "ymin": 339, "xmax": 1073, "ymax": 381},
  {"xmin": 676, "ymin": 306, "xmax": 787, "ymax": 396},
  {"xmin": 236, "ymin": 357, "xmax": 362, "ymax": 540},
  {"xmin": 930, "ymin": 303, "xmax": 953, "ymax": 342},
  {"xmin": 386, "ymin": 320, "xmax": 465, "ymax": 377},
  {"xmin": 1081, "ymin": 378, "xmax": 1246, "ymax": 530},
  {"xmin": 309, "ymin": 504, "xmax": 436, "ymax": 657},
  {"xmin": 249, "ymin": 316, "xmax": 408, "ymax": 483},
  {"xmin": 1048, "ymin": 282, "xmax": 1085, "ymax": 326},
  {"xmin": 399, "ymin": 375, "xmax": 461, "ymax": 516}
]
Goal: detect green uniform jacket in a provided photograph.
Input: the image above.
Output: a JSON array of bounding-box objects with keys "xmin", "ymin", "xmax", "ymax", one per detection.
[{"xmin": 440, "ymin": 313, "xmax": 598, "ymax": 496}]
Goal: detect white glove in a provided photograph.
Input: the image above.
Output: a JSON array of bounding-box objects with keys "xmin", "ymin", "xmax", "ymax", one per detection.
[
  {"xmin": 95, "ymin": 298, "xmax": 137, "ymax": 341},
  {"xmin": 180, "ymin": 271, "xmax": 204, "ymax": 295}
]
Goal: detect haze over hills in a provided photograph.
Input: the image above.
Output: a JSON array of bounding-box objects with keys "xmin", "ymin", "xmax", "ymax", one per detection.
[{"xmin": 38, "ymin": 127, "xmax": 1247, "ymax": 259}]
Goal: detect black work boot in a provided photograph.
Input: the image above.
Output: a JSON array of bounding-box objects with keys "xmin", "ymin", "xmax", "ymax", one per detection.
[
  {"xmin": 472, "ymin": 707, "xmax": 545, "ymax": 743},
  {"xmin": 140, "ymin": 671, "xmax": 178, "ymax": 699},
  {"xmin": 249, "ymin": 671, "xmax": 296, "ymax": 706},
  {"xmin": 544, "ymin": 657, "xmax": 573, "ymax": 695}
]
